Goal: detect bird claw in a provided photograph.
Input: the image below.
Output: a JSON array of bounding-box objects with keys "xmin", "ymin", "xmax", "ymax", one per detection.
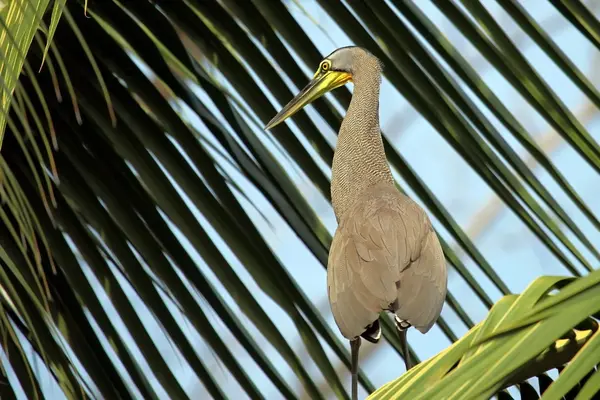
[{"xmin": 394, "ymin": 315, "xmax": 411, "ymax": 331}]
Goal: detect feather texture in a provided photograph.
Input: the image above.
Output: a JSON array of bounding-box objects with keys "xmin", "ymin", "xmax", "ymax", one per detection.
[
  {"xmin": 327, "ymin": 183, "xmax": 447, "ymax": 339},
  {"xmin": 323, "ymin": 47, "xmax": 447, "ymax": 342}
]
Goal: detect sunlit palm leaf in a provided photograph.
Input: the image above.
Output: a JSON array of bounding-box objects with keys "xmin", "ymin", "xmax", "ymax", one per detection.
[
  {"xmin": 368, "ymin": 271, "xmax": 600, "ymax": 399},
  {"xmin": 0, "ymin": 0, "xmax": 54, "ymax": 148},
  {"xmin": 1, "ymin": 1, "xmax": 599, "ymax": 399}
]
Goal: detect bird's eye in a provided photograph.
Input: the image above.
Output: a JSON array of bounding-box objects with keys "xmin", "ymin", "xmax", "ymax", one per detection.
[{"xmin": 321, "ymin": 61, "xmax": 330, "ymax": 72}]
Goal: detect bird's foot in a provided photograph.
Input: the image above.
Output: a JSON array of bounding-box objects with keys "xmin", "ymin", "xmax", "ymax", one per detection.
[
  {"xmin": 394, "ymin": 315, "xmax": 411, "ymax": 331},
  {"xmin": 361, "ymin": 320, "xmax": 381, "ymax": 343}
]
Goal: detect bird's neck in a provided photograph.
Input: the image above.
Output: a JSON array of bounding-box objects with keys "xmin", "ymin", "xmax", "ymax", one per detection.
[{"xmin": 331, "ymin": 66, "xmax": 394, "ymax": 221}]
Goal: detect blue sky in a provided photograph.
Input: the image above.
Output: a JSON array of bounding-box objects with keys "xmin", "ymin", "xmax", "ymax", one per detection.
[{"xmin": 6, "ymin": 1, "xmax": 599, "ymax": 399}]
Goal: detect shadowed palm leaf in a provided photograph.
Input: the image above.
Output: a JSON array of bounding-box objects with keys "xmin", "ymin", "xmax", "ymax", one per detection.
[{"xmin": 0, "ymin": 1, "xmax": 599, "ymax": 399}]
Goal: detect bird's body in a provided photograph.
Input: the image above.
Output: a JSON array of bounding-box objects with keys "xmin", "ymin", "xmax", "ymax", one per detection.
[
  {"xmin": 328, "ymin": 183, "xmax": 446, "ymax": 340},
  {"xmin": 266, "ymin": 46, "xmax": 448, "ymax": 400},
  {"xmin": 326, "ymin": 48, "xmax": 447, "ymax": 347}
]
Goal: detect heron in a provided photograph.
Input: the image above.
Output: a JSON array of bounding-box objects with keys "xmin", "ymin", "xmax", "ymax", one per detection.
[{"xmin": 266, "ymin": 46, "xmax": 448, "ymax": 400}]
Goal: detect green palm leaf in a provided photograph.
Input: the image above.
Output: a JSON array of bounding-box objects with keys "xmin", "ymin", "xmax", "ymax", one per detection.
[
  {"xmin": 0, "ymin": 1, "xmax": 599, "ymax": 399},
  {"xmin": 368, "ymin": 271, "xmax": 600, "ymax": 399}
]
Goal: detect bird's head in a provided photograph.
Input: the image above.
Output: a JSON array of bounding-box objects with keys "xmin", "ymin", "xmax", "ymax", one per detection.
[{"xmin": 265, "ymin": 46, "xmax": 381, "ymax": 130}]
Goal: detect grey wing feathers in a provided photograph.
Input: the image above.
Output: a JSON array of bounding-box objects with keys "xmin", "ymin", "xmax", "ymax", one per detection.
[
  {"xmin": 327, "ymin": 184, "xmax": 447, "ymax": 339},
  {"xmin": 394, "ymin": 228, "xmax": 447, "ymax": 333}
]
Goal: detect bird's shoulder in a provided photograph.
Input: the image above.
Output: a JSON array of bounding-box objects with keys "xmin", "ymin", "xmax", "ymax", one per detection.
[
  {"xmin": 337, "ymin": 183, "xmax": 432, "ymax": 240},
  {"xmin": 329, "ymin": 183, "xmax": 434, "ymax": 279}
]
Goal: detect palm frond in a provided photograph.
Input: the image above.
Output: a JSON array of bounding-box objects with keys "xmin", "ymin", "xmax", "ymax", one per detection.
[
  {"xmin": 0, "ymin": 1, "xmax": 599, "ymax": 399},
  {"xmin": 369, "ymin": 271, "xmax": 600, "ymax": 399}
]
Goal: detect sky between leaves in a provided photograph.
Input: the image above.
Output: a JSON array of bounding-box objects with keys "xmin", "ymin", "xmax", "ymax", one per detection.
[{"xmin": 4, "ymin": 1, "xmax": 599, "ymax": 399}]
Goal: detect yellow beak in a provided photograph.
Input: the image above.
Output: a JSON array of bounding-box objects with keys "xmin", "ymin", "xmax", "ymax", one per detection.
[{"xmin": 265, "ymin": 70, "xmax": 352, "ymax": 130}]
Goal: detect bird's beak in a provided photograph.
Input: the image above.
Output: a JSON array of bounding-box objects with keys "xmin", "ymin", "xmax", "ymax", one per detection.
[{"xmin": 265, "ymin": 70, "xmax": 352, "ymax": 130}]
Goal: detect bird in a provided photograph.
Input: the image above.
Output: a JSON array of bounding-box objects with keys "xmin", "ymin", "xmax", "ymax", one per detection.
[{"xmin": 265, "ymin": 46, "xmax": 447, "ymax": 400}]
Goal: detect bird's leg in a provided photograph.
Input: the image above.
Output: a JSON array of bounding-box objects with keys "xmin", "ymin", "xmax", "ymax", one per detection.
[
  {"xmin": 397, "ymin": 328, "xmax": 412, "ymax": 371},
  {"xmin": 350, "ymin": 337, "xmax": 361, "ymax": 400},
  {"xmin": 395, "ymin": 316, "xmax": 413, "ymax": 371}
]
